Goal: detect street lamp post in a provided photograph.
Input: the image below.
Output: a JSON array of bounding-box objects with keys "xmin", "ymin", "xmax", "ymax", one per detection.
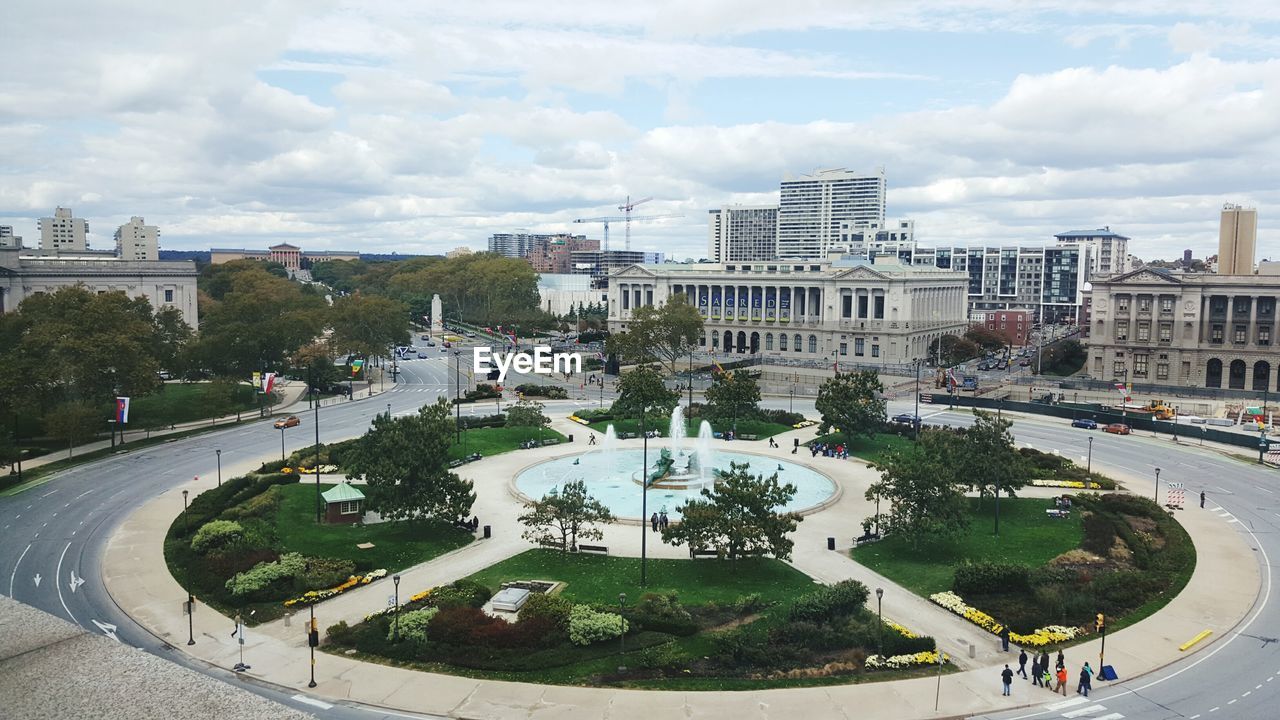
[
  {"xmin": 386, "ymin": 403, "xmax": 391, "ymax": 420},
  {"xmin": 913, "ymin": 359, "xmax": 922, "ymax": 441},
  {"xmin": 307, "ymin": 601, "xmax": 317, "ymax": 688},
  {"xmin": 640, "ymin": 404, "xmax": 649, "ymax": 587},
  {"xmin": 314, "ymin": 385, "xmax": 321, "ymax": 525},
  {"xmin": 874, "ymin": 492, "xmax": 881, "ymax": 537},
  {"xmin": 618, "ymin": 593, "xmax": 627, "ymax": 657},
  {"xmin": 186, "ymin": 591, "xmax": 195, "ymax": 646},
  {"xmin": 1087, "ymin": 436, "xmax": 1093, "ymax": 477},
  {"xmin": 393, "ymin": 574, "xmax": 401, "ymax": 641},
  {"xmin": 182, "ymin": 489, "xmax": 189, "ymax": 535},
  {"xmin": 215, "ymin": 449, "xmax": 222, "ymax": 487},
  {"xmin": 875, "ymin": 587, "xmax": 884, "ymax": 656},
  {"xmin": 453, "ymin": 350, "xmax": 462, "ymax": 443},
  {"xmin": 279, "ymin": 426, "xmax": 286, "ymax": 462},
  {"xmin": 1154, "ymin": 467, "xmax": 1162, "ymax": 503}
]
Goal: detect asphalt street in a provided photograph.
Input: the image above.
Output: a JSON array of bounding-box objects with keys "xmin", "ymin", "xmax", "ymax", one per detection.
[{"xmin": 2, "ymin": 351, "xmax": 1277, "ymax": 719}]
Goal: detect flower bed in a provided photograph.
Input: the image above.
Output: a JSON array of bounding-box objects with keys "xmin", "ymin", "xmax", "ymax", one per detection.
[
  {"xmin": 885, "ymin": 619, "xmax": 920, "ymax": 639},
  {"xmin": 929, "ymin": 591, "xmax": 1082, "ymax": 647},
  {"xmin": 865, "ymin": 650, "xmax": 948, "ymax": 670},
  {"xmin": 1030, "ymin": 479, "xmax": 1103, "ymax": 490},
  {"xmin": 568, "ymin": 415, "xmax": 592, "ymax": 426},
  {"xmin": 284, "ymin": 568, "xmax": 387, "ymax": 607}
]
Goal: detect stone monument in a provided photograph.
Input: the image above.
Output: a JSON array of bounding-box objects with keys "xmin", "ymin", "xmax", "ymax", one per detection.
[{"xmin": 431, "ymin": 294, "xmax": 444, "ymax": 336}]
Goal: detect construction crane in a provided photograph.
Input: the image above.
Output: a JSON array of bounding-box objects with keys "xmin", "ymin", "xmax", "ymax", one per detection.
[
  {"xmin": 573, "ymin": 211, "xmax": 681, "ymax": 252},
  {"xmin": 617, "ymin": 195, "xmax": 652, "ymax": 250}
]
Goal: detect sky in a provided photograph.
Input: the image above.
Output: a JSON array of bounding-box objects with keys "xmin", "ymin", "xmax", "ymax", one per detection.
[{"xmin": 4, "ymin": 1, "xmax": 1280, "ymax": 262}]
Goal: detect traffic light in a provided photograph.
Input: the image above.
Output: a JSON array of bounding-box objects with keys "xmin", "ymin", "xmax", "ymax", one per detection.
[
  {"xmin": 1095, "ymin": 612, "xmax": 1105, "ymax": 633},
  {"xmin": 308, "ymin": 617, "xmax": 319, "ymax": 647}
]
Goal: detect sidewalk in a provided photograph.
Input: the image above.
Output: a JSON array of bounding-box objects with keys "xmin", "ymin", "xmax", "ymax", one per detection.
[{"xmin": 101, "ymin": 422, "xmax": 1261, "ymax": 719}]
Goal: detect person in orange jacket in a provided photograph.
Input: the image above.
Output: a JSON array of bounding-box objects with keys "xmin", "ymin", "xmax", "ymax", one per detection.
[{"xmin": 1054, "ymin": 666, "xmax": 1068, "ymax": 695}]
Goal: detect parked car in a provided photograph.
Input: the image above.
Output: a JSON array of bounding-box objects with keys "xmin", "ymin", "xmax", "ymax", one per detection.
[
  {"xmin": 977, "ymin": 362, "xmax": 992, "ymax": 371},
  {"xmin": 1104, "ymin": 423, "xmax": 1131, "ymax": 435},
  {"xmin": 1018, "ymin": 358, "xmax": 1031, "ymax": 366},
  {"xmin": 426, "ymin": 340, "xmax": 436, "ymax": 346},
  {"xmin": 1071, "ymin": 418, "xmax": 1098, "ymax": 430},
  {"xmin": 996, "ymin": 360, "xmax": 1009, "ymax": 370},
  {"xmin": 417, "ymin": 351, "xmax": 427, "ymax": 358},
  {"xmin": 274, "ymin": 416, "xmax": 300, "ymax": 429},
  {"xmin": 464, "ymin": 331, "xmax": 477, "ymax": 338},
  {"xmin": 891, "ymin": 413, "xmax": 921, "ymax": 426},
  {"xmin": 421, "ymin": 334, "xmax": 429, "ymax": 340}
]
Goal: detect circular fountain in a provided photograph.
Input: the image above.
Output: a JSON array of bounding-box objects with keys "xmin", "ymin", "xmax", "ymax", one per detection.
[{"xmin": 513, "ymin": 407, "xmax": 837, "ymax": 521}]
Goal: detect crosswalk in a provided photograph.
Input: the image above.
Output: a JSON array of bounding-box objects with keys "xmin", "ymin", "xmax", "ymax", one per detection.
[
  {"xmin": 1209, "ymin": 505, "xmax": 1240, "ymax": 523},
  {"xmin": 1044, "ymin": 697, "xmax": 1124, "ymax": 720}
]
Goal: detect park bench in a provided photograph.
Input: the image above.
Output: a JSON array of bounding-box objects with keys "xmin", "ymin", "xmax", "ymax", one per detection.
[
  {"xmin": 689, "ymin": 548, "xmax": 720, "ymax": 560},
  {"xmin": 739, "ymin": 434, "xmax": 760, "ymax": 441},
  {"xmin": 576, "ymin": 544, "xmax": 608, "ymax": 555},
  {"xmin": 538, "ymin": 538, "xmax": 567, "ymax": 551},
  {"xmin": 447, "ymin": 459, "xmax": 464, "ymax": 469},
  {"xmin": 1045, "ymin": 508, "xmax": 1070, "ymax": 519},
  {"xmin": 541, "ymin": 438, "xmax": 561, "ymax": 446}
]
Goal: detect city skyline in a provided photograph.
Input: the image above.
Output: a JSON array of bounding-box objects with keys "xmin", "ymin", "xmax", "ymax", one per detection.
[{"xmin": 4, "ymin": 2, "xmax": 1280, "ymax": 261}]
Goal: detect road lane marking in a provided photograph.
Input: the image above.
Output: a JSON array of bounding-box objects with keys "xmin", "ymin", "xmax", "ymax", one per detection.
[
  {"xmin": 1045, "ymin": 697, "xmax": 1089, "ymax": 710},
  {"xmin": 55, "ymin": 542, "xmax": 79, "ymax": 624},
  {"xmin": 8, "ymin": 543, "xmax": 32, "ymax": 597},
  {"xmin": 1092, "ymin": 715, "xmax": 1123, "ymax": 720},
  {"xmin": 1062, "ymin": 704, "xmax": 1107, "ymax": 717},
  {"xmin": 290, "ymin": 695, "xmax": 333, "ymax": 710}
]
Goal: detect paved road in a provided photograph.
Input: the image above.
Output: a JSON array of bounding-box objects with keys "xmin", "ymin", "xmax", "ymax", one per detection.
[{"xmin": 2, "ymin": 358, "xmax": 1277, "ymax": 720}]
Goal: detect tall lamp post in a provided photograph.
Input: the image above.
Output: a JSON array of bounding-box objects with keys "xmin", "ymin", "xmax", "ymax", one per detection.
[
  {"xmin": 215, "ymin": 449, "xmax": 222, "ymax": 487},
  {"xmin": 618, "ymin": 593, "xmax": 627, "ymax": 656},
  {"xmin": 314, "ymin": 385, "xmax": 321, "ymax": 525},
  {"xmin": 913, "ymin": 359, "xmax": 923, "ymax": 440},
  {"xmin": 393, "ymin": 574, "xmax": 401, "ymax": 641},
  {"xmin": 278, "ymin": 425, "xmax": 287, "ymax": 461},
  {"xmin": 1086, "ymin": 436, "xmax": 1093, "ymax": 478},
  {"xmin": 1153, "ymin": 466, "xmax": 1162, "ymax": 503},
  {"xmin": 182, "ymin": 489, "xmax": 189, "ymax": 535},
  {"xmin": 875, "ymin": 587, "xmax": 884, "ymax": 656},
  {"xmin": 640, "ymin": 403, "xmax": 649, "ymax": 587}
]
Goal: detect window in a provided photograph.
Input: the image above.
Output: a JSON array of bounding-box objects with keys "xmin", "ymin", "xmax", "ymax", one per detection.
[
  {"xmin": 808, "ymin": 335, "xmax": 817, "ymax": 353},
  {"xmin": 855, "ymin": 338, "xmax": 865, "ymax": 356},
  {"xmin": 645, "ymin": 289, "xmax": 653, "ymax": 306},
  {"xmin": 839, "ymin": 342, "xmax": 848, "ymax": 356},
  {"xmin": 339, "ymin": 501, "xmax": 359, "ymax": 515},
  {"xmin": 1134, "ymin": 354, "xmax": 1149, "ymax": 377},
  {"xmin": 1116, "ymin": 296, "xmax": 1130, "ymax": 312},
  {"xmin": 1234, "ymin": 325, "xmax": 1247, "ymax": 344},
  {"xmin": 1261, "ymin": 327, "xmax": 1272, "ymax": 346},
  {"xmin": 871, "ymin": 344, "xmax": 880, "ymax": 358},
  {"xmin": 1161, "ymin": 297, "xmax": 1174, "ymax": 312},
  {"xmin": 621, "ymin": 290, "xmax": 629, "ymax": 310},
  {"xmin": 1156, "ymin": 363, "xmax": 1169, "ymax": 380},
  {"xmin": 1138, "ymin": 296, "xmax": 1152, "ymax": 311},
  {"xmin": 1137, "ymin": 322, "xmax": 1150, "ymax": 341},
  {"xmin": 858, "ymin": 296, "xmax": 868, "ymax": 318},
  {"xmin": 1113, "ymin": 360, "xmax": 1126, "ymax": 375},
  {"xmin": 765, "ymin": 333, "xmax": 773, "ymax": 350},
  {"xmin": 1115, "ymin": 320, "xmax": 1129, "ymax": 341},
  {"xmin": 1159, "ymin": 323, "xmax": 1172, "ymax": 342},
  {"xmin": 793, "ymin": 334, "xmax": 802, "ymax": 352},
  {"xmin": 873, "ymin": 296, "xmax": 885, "ymax": 319},
  {"xmin": 779, "ymin": 334, "xmax": 788, "ymax": 351},
  {"xmin": 842, "ymin": 296, "xmax": 852, "ymax": 318},
  {"xmin": 1210, "ymin": 324, "xmax": 1224, "ymax": 344},
  {"xmin": 163, "ymin": 289, "xmax": 174, "ymax": 303}
]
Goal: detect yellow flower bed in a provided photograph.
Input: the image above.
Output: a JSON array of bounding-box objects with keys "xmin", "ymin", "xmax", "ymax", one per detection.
[
  {"xmin": 885, "ymin": 619, "xmax": 919, "ymax": 639},
  {"xmin": 865, "ymin": 650, "xmax": 949, "ymax": 670},
  {"xmin": 282, "ymin": 568, "xmax": 388, "ymax": 607},
  {"xmin": 930, "ymin": 591, "xmax": 1081, "ymax": 647}
]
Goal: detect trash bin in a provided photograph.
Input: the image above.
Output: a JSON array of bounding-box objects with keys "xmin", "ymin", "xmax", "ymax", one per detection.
[
  {"xmin": 483, "ymin": 525, "xmax": 491, "ymax": 539},
  {"xmin": 827, "ymin": 537, "xmax": 835, "ymax": 550},
  {"xmin": 568, "ymin": 434, "xmax": 573, "ymax": 443}
]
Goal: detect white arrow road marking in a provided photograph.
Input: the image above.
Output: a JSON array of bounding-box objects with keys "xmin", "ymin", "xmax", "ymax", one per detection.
[
  {"xmin": 9, "ymin": 543, "xmax": 32, "ymax": 597},
  {"xmin": 55, "ymin": 542, "xmax": 78, "ymax": 624},
  {"xmin": 68, "ymin": 571, "xmax": 84, "ymax": 593},
  {"xmin": 33, "ymin": 573, "xmax": 41, "ymax": 588},
  {"xmin": 92, "ymin": 619, "xmax": 119, "ymax": 642}
]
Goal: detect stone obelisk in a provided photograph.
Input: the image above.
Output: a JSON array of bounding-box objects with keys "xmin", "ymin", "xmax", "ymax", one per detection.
[{"xmin": 431, "ymin": 294, "xmax": 444, "ymax": 336}]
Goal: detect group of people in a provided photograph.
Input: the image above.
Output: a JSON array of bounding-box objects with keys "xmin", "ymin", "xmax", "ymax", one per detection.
[
  {"xmin": 649, "ymin": 511, "xmax": 669, "ymax": 532},
  {"xmin": 810, "ymin": 441, "xmax": 848, "ymax": 459},
  {"xmin": 1001, "ymin": 649, "xmax": 1094, "ymax": 698}
]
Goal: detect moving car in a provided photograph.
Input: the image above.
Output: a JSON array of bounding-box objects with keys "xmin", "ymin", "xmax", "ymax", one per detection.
[
  {"xmin": 421, "ymin": 334, "xmax": 429, "ymax": 340},
  {"xmin": 464, "ymin": 331, "xmax": 477, "ymax": 338},
  {"xmin": 996, "ymin": 360, "xmax": 1009, "ymax": 370},
  {"xmin": 1018, "ymin": 358, "xmax": 1031, "ymax": 366},
  {"xmin": 426, "ymin": 340, "xmax": 436, "ymax": 346},
  {"xmin": 273, "ymin": 416, "xmax": 300, "ymax": 429},
  {"xmin": 891, "ymin": 413, "xmax": 922, "ymax": 425},
  {"xmin": 1104, "ymin": 423, "xmax": 1131, "ymax": 435},
  {"xmin": 1071, "ymin": 418, "xmax": 1098, "ymax": 430},
  {"xmin": 417, "ymin": 351, "xmax": 428, "ymax": 358}
]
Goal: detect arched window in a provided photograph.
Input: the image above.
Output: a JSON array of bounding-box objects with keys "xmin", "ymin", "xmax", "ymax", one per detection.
[
  {"xmin": 780, "ymin": 333, "xmax": 788, "ymax": 351},
  {"xmin": 1253, "ymin": 361, "xmax": 1272, "ymax": 391},
  {"xmin": 793, "ymin": 333, "xmax": 803, "ymax": 352},
  {"xmin": 736, "ymin": 331, "xmax": 748, "ymax": 353},
  {"xmin": 808, "ymin": 335, "xmax": 818, "ymax": 353},
  {"xmin": 1206, "ymin": 358, "xmax": 1222, "ymax": 388},
  {"xmin": 765, "ymin": 333, "xmax": 774, "ymax": 350},
  {"xmin": 750, "ymin": 332, "xmax": 760, "ymax": 353},
  {"xmin": 1229, "ymin": 359, "xmax": 1247, "ymax": 390}
]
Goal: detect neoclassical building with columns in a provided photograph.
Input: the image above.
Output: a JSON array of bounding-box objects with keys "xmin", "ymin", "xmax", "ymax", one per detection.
[
  {"xmin": 607, "ymin": 259, "xmax": 968, "ymax": 365},
  {"xmin": 1087, "ymin": 267, "xmax": 1280, "ymax": 390}
]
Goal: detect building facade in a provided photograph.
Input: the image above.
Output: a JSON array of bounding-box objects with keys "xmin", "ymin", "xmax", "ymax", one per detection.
[
  {"xmin": 777, "ymin": 168, "xmax": 887, "ymax": 258},
  {"xmin": 707, "ymin": 205, "xmax": 778, "ymax": 262},
  {"xmin": 607, "ymin": 259, "xmax": 967, "ymax": 365},
  {"xmin": 1218, "ymin": 204, "xmax": 1257, "ymax": 276},
  {"xmin": 571, "ymin": 249, "xmax": 663, "ymax": 285},
  {"xmin": 210, "ymin": 245, "xmax": 359, "ymax": 269},
  {"xmin": 0, "ymin": 247, "xmax": 199, "ymax": 327},
  {"xmin": 38, "ymin": 207, "xmax": 89, "ymax": 254},
  {"xmin": 0, "ymin": 226, "xmax": 19, "ymax": 249},
  {"xmin": 1053, "ymin": 227, "xmax": 1128, "ymax": 277},
  {"xmin": 114, "ymin": 216, "xmax": 160, "ymax": 262},
  {"xmin": 972, "ymin": 309, "xmax": 1033, "ymax": 346},
  {"xmin": 538, "ymin": 274, "xmax": 607, "ymax": 316},
  {"xmin": 1086, "ymin": 268, "xmax": 1280, "ymax": 390}
]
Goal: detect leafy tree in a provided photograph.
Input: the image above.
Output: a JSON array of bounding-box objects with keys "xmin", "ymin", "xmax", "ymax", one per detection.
[
  {"xmin": 290, "ymin": 341, "xmax": 343, "ymax": 391},
  {"xmin": 343, "ymin": 398, "xmax": 476, "ymax": 522},
  {"xmin": 1037, "ymin": 339, "xmax": 1087, "ymax": 376},
  {"xmin": 866, "ymin": 431, "xmax": 969, "ymax": 548},
  {"xmin": 505, "ymin": 399, "xmax": 549, "ymax": 429},
  {"xmin": 953, "ymin": 411, "xmax": 1028, "ymax": 499},
  {"xmin": 703, "ymin": 370, "xmax": 760, "ymax": 432},
  {"xmin": 815, "ymin": 370, "xmax": 886, "ymax": 441},
  {"xmin": 518, "ymin": 479, "xmax": 614, "ymax": 552},
  {"xmin": 964, "ymin": 324, "xmax": 1012, "ymax": 352},
  {"xmin": 43, "ymin": 400, "xmax": 103, "ymax": 457},
  {"xmin": 606, "ymin": 295, "xmax": 703, "ymax": 375},
  {"xmin": 611, "ymin": 365, "xmax": 679, "ymax": 422},
  {"xmin": 203, "ymin": 377, "xmax": 243, "ymax": 425},
  {"xmin": 661, "ymin": 461, "xmax": 802, "ymax": 560},
  {"xmin": 929, "ymin": 334, "xmax": 980, "ymax": 366},
  {"xmin": 328, "ymin": 292, "xmax": 410, "ymax": 360}
]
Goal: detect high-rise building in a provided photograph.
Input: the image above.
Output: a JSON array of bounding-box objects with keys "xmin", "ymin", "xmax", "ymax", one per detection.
[
  {"xmin": 38, "ymin": 207, "xmax": 89, "ymax": 253},
  {"xmin": 114, "ymin": 216, "xmax": 160, "ymax": 262},
  {"xmin": 707, "ymin": 205, "xmax": 778, "ymax": 262},
  {"xmin": 1217, "ymin": 203, "xmax": 1257, "ymax": 275},
  {"xmin": 776, "ymin": 168, "xmax": 886, "ymax": 258},
  {"xmin": 1053, "ymin": 227, "xmax": 1128, "ymax": 277},
  {"xmin": 0, "ymin": 226, "xmax": 19, "ymax": 249}
]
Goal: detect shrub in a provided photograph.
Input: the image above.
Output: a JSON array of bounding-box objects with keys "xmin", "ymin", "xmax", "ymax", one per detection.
[
  {"xmin": 1081, "ymin": 512, "xmax": 1118, "ymax": 555},
  {"xmin": 327, "ymin": 620, "xmax": 354, "ymax": 645},
  {"xmin": 520, "ymin": 593, "xmax": 572, "ymax": 631},
  {"xmin": 257, "ymin": 458, "xmax": 289, "ymax": 474},
  {"xmin": 429, "ymin": 579, "xmax": 493, "ymax": 609},
  {"xmin": 632, "ymin": 593, "xmax": 697, "ymax": 636},
  {"xmin": 733, "ymin": 592, "xmax": 766, "ymax": 615},
  {"xmin": 568, "ymin": 605, "xmax": 627, "ymax": 646},
  {"xmin": 190, "ymin": 520, "xmax": 245, "ymax": 555},
  {"xmin": 225, "ymin": 552, "xmax": 308, "ymax": 599},
  {"xmin": 759, "ymin": 408, "xmax": 805, "ymax": 426},
  {"xmin": 389, "ymin": 607, "xmax": 439, "ymax": 643},
  {"xmin": 789, "ymin": 580, "xmax": 869, "ymax": 623},
  {"xmin": 514, "ymin": 384, "xmax": 568, "ymax": 399},
  {"xmin": 953, "ymin": 562, "xmax": 1031, "ymax": 595},
  {"xmin": 633, "ymin": 642, "xmax": 683, "ymax": 670},
  {"xmin": 296, "ymin": 557, "xmax": 356, "ymax": 592},
  {"xmin": 770, "ymin": 620, "xmax": 848, "ymax": 651},
  {"xmin": 222, "ymin": 486, "xmax": 282, "ymax": 520}
]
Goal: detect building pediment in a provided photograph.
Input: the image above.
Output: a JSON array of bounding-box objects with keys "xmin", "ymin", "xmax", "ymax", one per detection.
[
  {"xmin": 829, "ymin": 265, "xmax": 890, "ymax": 281},
  {"xmin": 610, "ymin": 264, "xmax": 660, "ymax": 278},
  {"xmin": 1107, "ymin": 268, "xmax": 1181, "ymax": 285}
]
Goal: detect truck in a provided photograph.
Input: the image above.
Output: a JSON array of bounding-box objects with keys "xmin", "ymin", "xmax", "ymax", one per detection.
[{"xmin": 1114, "ymin": 399, "xmax": 1177, "ymax": 420}]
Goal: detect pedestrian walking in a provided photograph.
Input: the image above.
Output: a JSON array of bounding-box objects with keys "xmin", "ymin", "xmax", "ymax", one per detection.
[
  {"xmin": 1000, "ymin": 627, "xmax": 1010, "ymax": 652},
  {"xmin": 1041, "ymin": 667, "xmax": 1052, "ymax": 690},
  {"xmin": 1001, "ymin": 665, "xmax": 1013, "ymax": 696},
  {"xmin": 1077, "ymin": 662, "xmax": 1093, "ymax": 697},
  {"xmin": 1056, "ymin": 649, "xmax": 1065, "ymax": 670},
  {"xmin": 1054, "ymin": 666, "xmax": 1067, "ymax": 695},
  {"xmin": 1200, "ymin": 490, "xmax": 1206, "ymax": 508},
  {"xmin": 769, "ymin": 437, "xmax": 777, "ymax": 448},
  {"xmin": 588, "ymin": 434, "xmax": 596, "ymax": 446},
  {"xmin": 1040, "ymin": 652, "xmax": 1051, "ymax": 680},
  {"xmin": 659, "ymin": 511, "xmax": 669, "ymax": 530},
  {"xmin": 650, "ymin": 512, "xmax": 659, "ymax": 532},
  {"xmin": 1031, "ymin": 655, "xmax": 1043, "ymax": 687},
  {"xmin": 792, "ymin": 437, "xmax": 799, "ymax": 454},
  {"xmin": 1017, "ymin": 649, "xmax": 1028, "ymax": 679}
]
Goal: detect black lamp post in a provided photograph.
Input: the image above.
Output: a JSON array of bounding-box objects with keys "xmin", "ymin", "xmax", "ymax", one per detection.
[
  {"xmin": 640, "ymin": 404, "xmax": 649, "ymax": 587},
  {"xmin": 618, "ymin": 592, "xmax": 627, "ymax": 656},
  {"xmin": 875, "ymin": 587, "xmax": 884, "ymax": 656},
  {"xmin": 181, "ymin": 489, "xmax": 189, "ymax": 535},
  {"xmin": 913, "ymin": 359, "xmax": 923, "ymax": 440},
  {"xmin": 186, "ymin": 591, "xmax": 195, "ymax": 646},
  {"xmin": 314, "ymin": 385, "xmax": 321, "ymax": 525},
  {"xmin": 386, "ymin": 403, "xmax": 391, "ymax": 420},
  {"xmin": 1087, "ymin": 436, "xmax": 1093, "ymax": 478},
  {"xmin": 215, "ymin": 449, "xmax": 222, "ymax": 487},
  {"xmin": 393, "ymin": 574, "xmax": 401, "ymax": 641},
  {"xmin": 307, "ymin": 601, "xmax": 317, "ymax": 688},
  {"xmin": 1154, "ymin": 466, "xmax": 1162, "ymax": 502}
]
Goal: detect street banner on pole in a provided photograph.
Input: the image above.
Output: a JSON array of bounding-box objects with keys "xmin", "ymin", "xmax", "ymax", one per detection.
[
  {"xmin": 115, "ymin": 397, "xmax": 130, "ymax": 424},
  {"xmin": 261, "ymin": 372, "xmax": 277, "ymax": 395}
]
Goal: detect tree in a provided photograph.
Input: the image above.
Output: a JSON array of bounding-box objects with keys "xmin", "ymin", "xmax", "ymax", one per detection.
[
  {"xmin": 815, "ymin": 370, "xmax": 886, "ymax": 442},
  {"xmin": 952, "ymin": 411, "xmax": 1028, "ymax": 499},
  {"xmin": 328, "ymin": 292, "xmax": 410, "ymax": 360},
  {"xmin": 203, "ymin": 377, "xmax": 243, "ymax": 425},
  {"xmin": 518, "ymin": 479, "xmax": 614, "ymax": 552},
  {"xmin": 866, "ymin": 431, "xmax": 969, "ymax": 548},
  {"xmin": 964, "ymin": 324, "xmax": 1012, "ymax": 353},
  {"xmin": 1037, "ymin": 339, "xmax": 1087, "ymax": 376},
  {"xmin": 43, "ymin": 400, "xmax": 103, "ymax": 457},
  {"xmin": 703, "ymin": 370, "xmax": 760, "ymax": 432},
  {"xmin": 661, "ymin": 462, "xmax": 802, "ymax": 560},
  {"xmin": 343, "ymin": 398, "xmax": 476, "ymax": 522},
  {"xmin": 606, "ymin": 295, "xmax": 703, "ymax": 375},
  {"xmin": 929, "ymin": 334, "xmax": 979, "ymax": 366},
  {"xmin": 505, "ymin": 399, "xmax": 549, "ymax": 429},
  {"xmin": 611, "ymin": 365, "xmax": 679, "ymax": 422}
]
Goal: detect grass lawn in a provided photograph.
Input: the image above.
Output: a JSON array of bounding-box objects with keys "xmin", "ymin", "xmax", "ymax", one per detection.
[
  {"xmin": 276, "ymin": 483, "xmax": 473, "ymax": 571},
  {"xmin": 464, "ymin": 549, "xmax": 818, "ymax": 606},
  {"xmin": 449, "ymin": 425, "xmax": 568, "ymax": 460},
  {"xmin": 851, "ymin": 497, "xmax": 1083, "ymax": 596},
  {"xmin": 587, "ymin": 418, "xmax": 793, "ymax": 440},
  {"xmin": 810, "ymin": 432, "xmax": 914, "ymax": 466},
  {"xmin": 128, "ymin": 382, "xmax": 259, "ymax": 426}
]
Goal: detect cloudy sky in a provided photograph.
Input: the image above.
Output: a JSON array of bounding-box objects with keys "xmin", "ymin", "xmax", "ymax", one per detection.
[{"xmin": 3, "ymin": 1, "xmax": 1280, "ymax": 261}]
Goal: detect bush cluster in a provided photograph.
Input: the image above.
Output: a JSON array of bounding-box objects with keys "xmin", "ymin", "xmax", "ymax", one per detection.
[
  {"xmin": 514, "ymin": 384, "xmax": 568, "ymax": 399},
  {"xmin": 630, "ymin": 593, "xmax": 697, "ymax": 636},
  {"xmin": 225, "ymin": 552, "xmax": 309, "ymax": 599},
  {"xmin": 758, "ymin": 408, "xmax": 806, "ymax": 427},
  {"xmin": 190, "ymin": 520, "xmax": 245, "ymax": 555},
  {"xmin": 788, "ymin": 580, "xmax": 868, "ymax": 622},
  {"xmin": 953, "ymin": 562, "xmax": 1031, "ymax": 595},
  {"xmin": 389, "ymin": 607, "xmax": 439, "ymax": 643},
  {"xmin": 568, "ymin": 605, "xmax": 627, "ymax": 646},
  {"xmin": 427, "ymin": 579, "xmax": 493, "ymax": 610},
  {"xmin": 519, "ymin": 593, "xmax": 572, "ymax": 631}
]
